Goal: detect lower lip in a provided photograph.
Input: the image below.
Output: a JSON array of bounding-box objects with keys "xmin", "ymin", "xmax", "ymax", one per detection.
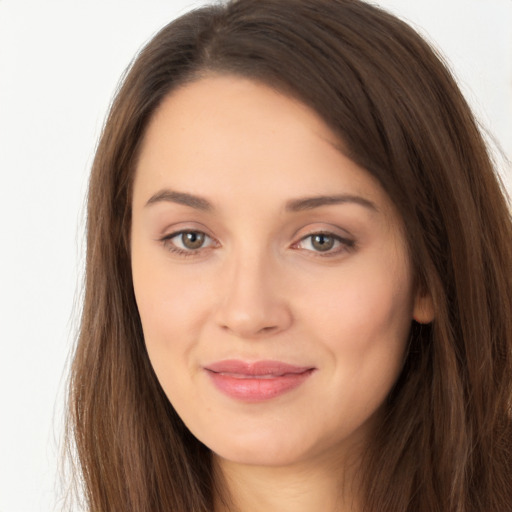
[{"xmin": 206, "ymin": 369, "xmax": 314, "ymax": 402}]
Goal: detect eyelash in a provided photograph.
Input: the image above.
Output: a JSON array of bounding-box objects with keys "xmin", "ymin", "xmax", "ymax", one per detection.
[{"xmin": 160, "ymin": 229, "xmax": 356, "ymax": 258}]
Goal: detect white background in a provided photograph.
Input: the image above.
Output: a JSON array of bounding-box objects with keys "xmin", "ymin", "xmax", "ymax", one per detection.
[{"xmin": 0, "ymin": 1, "xmax": 510, "ymax": 511}]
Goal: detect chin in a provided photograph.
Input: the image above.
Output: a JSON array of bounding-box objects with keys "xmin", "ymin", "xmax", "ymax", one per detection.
[
  {"xmin": 204, "ymin": 424, "xmax": 344, "ymax": 469},
  {"xmin": 214, "ymin": 444, "xmax": 307, "ymax": 468},
  {"xmin": 195, "ymin": 423, "xmax": 306, "ymax": 467}
]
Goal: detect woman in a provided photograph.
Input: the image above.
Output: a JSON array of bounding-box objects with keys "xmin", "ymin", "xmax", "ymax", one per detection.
[{"xmin": 67, "ymin": 0, "xmax": 512, "ymax": 510}]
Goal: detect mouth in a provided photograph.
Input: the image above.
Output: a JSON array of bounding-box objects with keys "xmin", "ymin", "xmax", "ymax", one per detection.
[{"xmin": 203, "ymin": 360, "xmax": 316, "ymax": 401}]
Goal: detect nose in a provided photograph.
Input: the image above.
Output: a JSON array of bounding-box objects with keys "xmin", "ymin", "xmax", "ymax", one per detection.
[{"xmin": 213, "ymin": 251, "xmax": 293, "ymax": 339}]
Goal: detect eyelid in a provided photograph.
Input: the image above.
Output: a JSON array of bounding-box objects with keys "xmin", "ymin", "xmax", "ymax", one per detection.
[
  {"xmin": 291, "ymin": 222, "xmax": 354, "ymax": 240},
  {"xmin": 157, "ymin": 220, "xmax": 212, "ymax": 238}
]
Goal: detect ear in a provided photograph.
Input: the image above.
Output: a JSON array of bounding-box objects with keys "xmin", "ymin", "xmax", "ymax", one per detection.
[{"xmin": 413, "ymin": 289, "xmax": 434, "ymax": 324}]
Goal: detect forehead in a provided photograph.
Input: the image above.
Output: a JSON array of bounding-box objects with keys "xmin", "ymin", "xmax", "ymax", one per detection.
[{"xmin": 133, "ymin": 74, "xmax": 388, "ymax": 213}]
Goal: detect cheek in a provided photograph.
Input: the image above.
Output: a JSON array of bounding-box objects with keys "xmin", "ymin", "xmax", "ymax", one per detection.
[
  {"xmin": 309, "ymin": 265, "xmax": 412, "ymax": 329},
  {"xmin": 303, "ymin": 256, "xmax": 414, "ymax": 382},
  {"xmin": 301, "ymin": 266, "xmax": 414, "ymax": 436},
  {"xmin": 131, "ymin": 252, "xmax": 212, "ymax": 377},
  {"xmin": 343, "ymin": 276, "xmax": 413, "ymax": 344}
]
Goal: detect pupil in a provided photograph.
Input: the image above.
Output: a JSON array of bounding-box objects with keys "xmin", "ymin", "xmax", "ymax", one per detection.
[
  {"xmin": 183, "ymin": 232, "xmax": 205, "ymax": 249},
  {"xmin": 312, "ymin": 234, "xmax": 334, "ymax": 251}
]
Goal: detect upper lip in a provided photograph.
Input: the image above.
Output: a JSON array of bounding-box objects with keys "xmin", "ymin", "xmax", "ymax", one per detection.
[{"xmin": 204, "ymin": 360, "xmax": 314, "ymax": 377}]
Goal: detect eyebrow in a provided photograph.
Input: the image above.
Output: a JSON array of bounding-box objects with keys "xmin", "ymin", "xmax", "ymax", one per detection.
[
  {"xmin": 145, "ymin": 189, "xmax": 213, "ymax": 211},
  {"xmin": 145, "ymin": 188, "xmax": 377, "ymax": 213},
  {"xmin": 285, "ymin": 194, "xmax": 378, "ymax": 212}
]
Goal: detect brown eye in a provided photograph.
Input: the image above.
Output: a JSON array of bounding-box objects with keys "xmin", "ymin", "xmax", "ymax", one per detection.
[
  {"xmin": 181, "ymin": 231, "xmax": 205, "ymax": 249},
  {"xmin": 162, "ymin": 230, "xmax": 215, "ymax": 254},
  {"xmin": 311, "ymin": 234, "xmax": 335, "ymax": 252},
  {"xmin": 294, "ymin": 231, "xmax": 355, "ymax": 256}
]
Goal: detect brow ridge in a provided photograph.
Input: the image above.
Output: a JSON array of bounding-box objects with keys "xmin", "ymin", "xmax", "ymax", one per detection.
[
  {"xmin": 145, "ymin": 189, "xmax": 213, "ymax": 211},
  {"xmin": 145, "ymin": 189, "xmax": 377, "ymax": 213},
  {"xmin": 285, "ymin": 194, "xmax": 377, "ymax": 212}
]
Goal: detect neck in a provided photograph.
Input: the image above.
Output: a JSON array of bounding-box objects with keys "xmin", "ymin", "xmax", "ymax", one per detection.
[{"xmin": 212, "ymin": 452, "xmax": 362, "ymax": 512}]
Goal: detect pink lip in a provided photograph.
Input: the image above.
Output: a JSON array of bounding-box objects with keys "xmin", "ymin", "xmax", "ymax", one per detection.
[{"xmin": 204, "ymin": 360, "xmax": 315, "ymax": 402}]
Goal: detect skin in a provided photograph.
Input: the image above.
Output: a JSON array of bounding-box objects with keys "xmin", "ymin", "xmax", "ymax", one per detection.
[{"xmin": 130, "ymin": 75, "xmax": 434, "ymax": 511}]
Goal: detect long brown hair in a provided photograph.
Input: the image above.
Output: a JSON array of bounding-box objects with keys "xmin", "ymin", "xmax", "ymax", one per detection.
[{"xmin": 67, "ymin": 1, "xmax": 512, "ymax": 510}]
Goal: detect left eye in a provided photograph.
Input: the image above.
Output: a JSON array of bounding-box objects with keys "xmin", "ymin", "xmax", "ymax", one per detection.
[
  {"xmin": 163, "ymin": 230, "xmax": 215, "ymax": 252},
  {"xmin": 295, "ymin": 233, "xmax": 354, "ymax": 254}
]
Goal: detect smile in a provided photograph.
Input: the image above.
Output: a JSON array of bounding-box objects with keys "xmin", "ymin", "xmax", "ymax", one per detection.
[{"xmin": 204, "ymin": 360, "xmax": 316, "ymax": 402}]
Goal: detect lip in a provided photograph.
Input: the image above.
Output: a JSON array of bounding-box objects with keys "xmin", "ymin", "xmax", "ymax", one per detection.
[{"xmin": 204, "ymin": 360, "xmax": 315, "ymax": 402}]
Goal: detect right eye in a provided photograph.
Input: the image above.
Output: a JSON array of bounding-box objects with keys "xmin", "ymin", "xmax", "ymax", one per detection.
[{"xmin": 161, "ymin": 230, "xmax": 216, "ymax": 255}]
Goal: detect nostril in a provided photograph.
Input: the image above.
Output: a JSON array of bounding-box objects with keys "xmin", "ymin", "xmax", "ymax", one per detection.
[{"xmin": 219, "ymin": 322, "xmax": 280, "ymax": 338}]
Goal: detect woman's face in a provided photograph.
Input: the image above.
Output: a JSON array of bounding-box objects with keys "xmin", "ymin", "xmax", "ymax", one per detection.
[{"xmin": 131, "ymin": 75, "xmax": 432, "ymax": 469}]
